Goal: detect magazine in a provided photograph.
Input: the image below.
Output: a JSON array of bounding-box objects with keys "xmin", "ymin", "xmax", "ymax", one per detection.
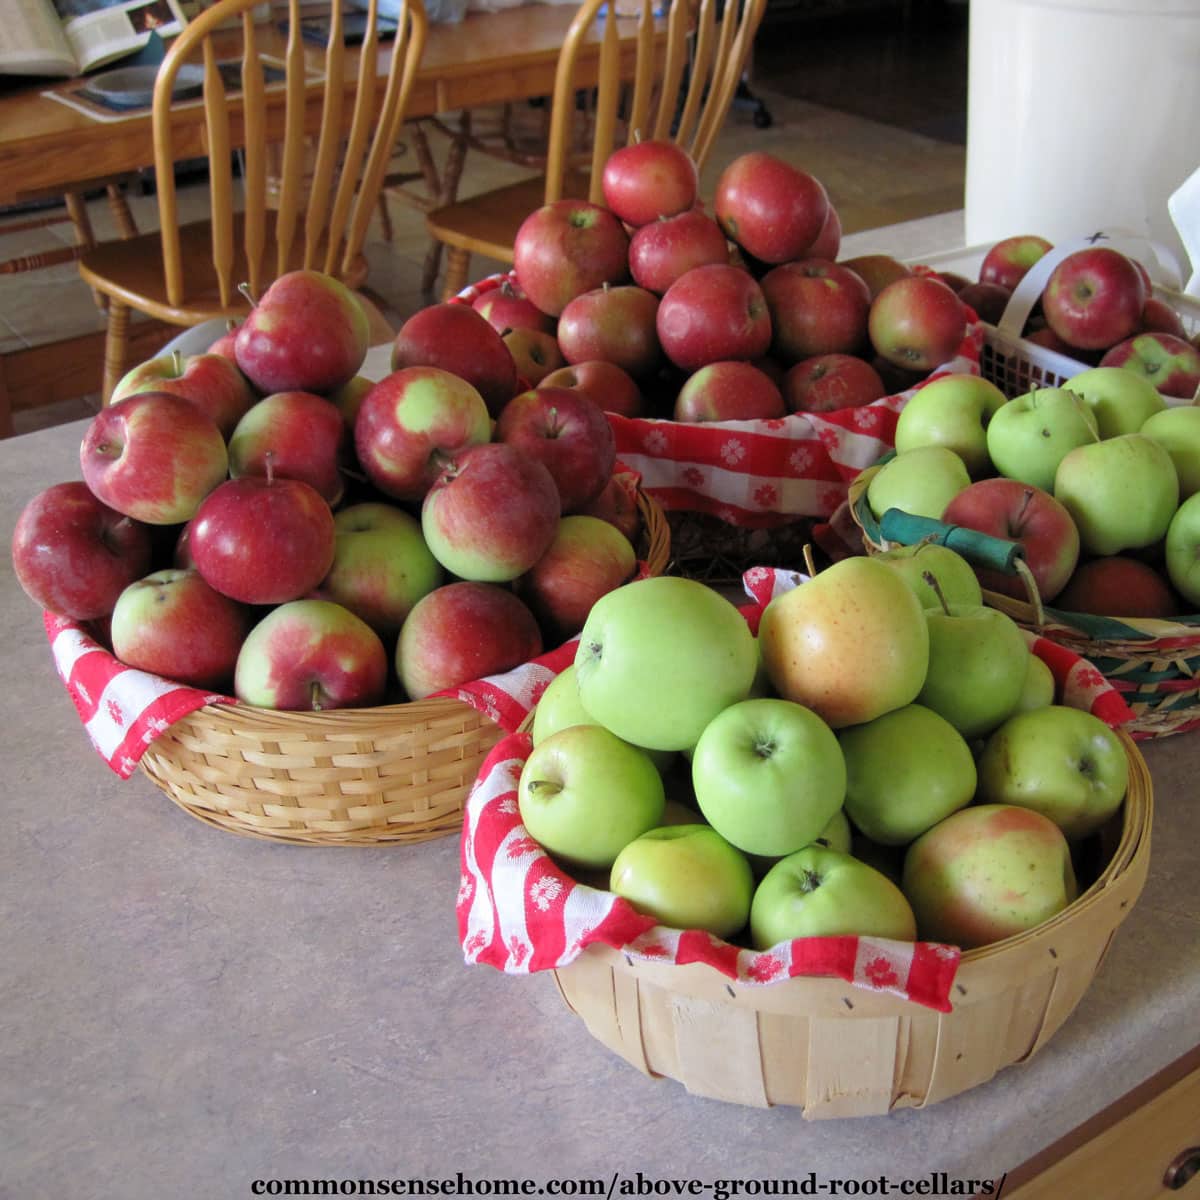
[{"xmin": 1, "ymin": 0, "xmax": 187, "ymax": 78}]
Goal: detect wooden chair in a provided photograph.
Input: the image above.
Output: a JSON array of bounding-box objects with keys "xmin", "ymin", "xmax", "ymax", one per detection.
[
  {"xmin": 78, "ymin": 0, "xmax": 428, "ymax": 402},
  {"xmin": 423, "ymin": 0, "xmax": 768, "ymax": 302}
]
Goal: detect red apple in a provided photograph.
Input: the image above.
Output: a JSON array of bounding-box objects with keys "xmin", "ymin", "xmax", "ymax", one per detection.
[
  {"xmin": 111, "ymin": 349, "xmax": 257, "ymax": 439},
  {"xmin": 1139, "ymin": 296, "xmax": 1188, "ymax": 339},
  {"xmin": 713, "ymin": 151, "xmax": 829, "ymax": 264},
  {"xmin": 656, "ymin": 263, "xmax": 772, "ymax": 372},
  {"xmin": 941, "ymin": 478, "xmax": 1081, "ymax": 603},
  {"xmin": 806, "ymin": 202, "xmax": 842, "ymax": 261},
  {"xmin": 391, "ymin": 302, "xmax": 519, "ymax": 418},
  {"xmin": 1098, "ymin": 331, "xmax": 1200, "ymax": 400},
  {"xmin": 80, "ymin": 392, "xmax": 229, "ymax": 526},
  {"xmin": 600, "ymin": 139, "xmax": 699, "ymax": 227},
  {"xmin": 628, "ymin": 208, "xmax": 730, "ymax": 296},
  {"xmin": 783, "ymin": 353, "xmax": 886, "ymax": 414},
  {"xmin": 673, "ymin": 360, "xmax": 785, "ymax": 421},
  {"xmin": 576, "ymin": 472, "xmax": 642, "ymax": 542},
  {"xmin": 502, "ymin": 326, "xmax": 565, "ymax": 386},
  {"xmin": 556, "ymin": 285, "xmax": 663, "ymax": 379},
  {"xmin": 1023, "ymin": 325, "xmax": 1078, "ymax": 355},
  {"xmin": 761, "ymin": 258, "xmax": 871, "ymax": 362},
  {"xmin": 234, "ymin": 269, "xmax": 370, "ymax": 395},
  {"xmin": 840, "ymin": 254, "xmax": 911, "ymax": 301},
  {"xmin": 207, "ymin": 322, "xmax": 241, "ymax": 363},
  {"xmin": 934, "ymin": 271, "xmax": 972, "ymax": 294},
  {"xmin": 540, "ymin": 360, "xmax": 644, "ymax": 418},
  {"xmin": 1053, "ymin": 555, "xmax": 1180, "ymax": 619},
  {"xmin": 11, "ymin": 481, "xmax": 154, "ymax": 620},
  {"xmin": 979, "ymin": 234, "xmax": 1053, "ymax": 292},
  {"xmin": 1042, "ymin": 247, "xmax": 1146, "ymax": 351},
  {"xmin": 397, "ymin": 581, "xmax": 543, "ymax": 700},
  {"xmin": 471, "ymin": 278, "xmax": 556, "ymax": 336},
  {"xmin": 328, "ymin": 375, "xmax": 374, "ymax": 433},
  {"xmin": 868, "ymin": 275, "xmax": 967, "ymax": 372},
  {"xmin": 957, "ymin": 280, "xmax": 1013, "ymax": 326},
  {"xmin": 513, "ymin": 198, "xmax": 631, "ymax": 318},
  {"xmin": 494, "ymin": 385, "xmax": 617, "ymax": 512}
]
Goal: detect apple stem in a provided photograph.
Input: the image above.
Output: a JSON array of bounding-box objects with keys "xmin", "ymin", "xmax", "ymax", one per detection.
[
  {"xmin": 310, "ymin": 681, "xmax": 324, "ymax": 711},
  {"xmin": 172, "ymin": 348, "xmax": 183, "ymax": 376},
  {"xmin": 524, "ymin": 779, "xmax": 562, "ymax": 798},
  {"xmin": 237, "ymin": 281, "xmax": 258, "ymax": 308},
  {"xmin": 264, "ymin": 450, "xmax": 275, "ymax": 486},
  {"xmin": 922, "ymin": 569, "xmax": 952, "ymax": 616},
  {"xmin": 797, "ymin": 868, "xmax": 822, "ymax": 894},
  {"xmin": 1017, "ymin": 488, "xmax": 1034, "ymax": 527}
]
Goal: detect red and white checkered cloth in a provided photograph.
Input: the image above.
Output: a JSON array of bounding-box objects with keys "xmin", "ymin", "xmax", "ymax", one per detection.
[{"xmin": 457, "ymin": 568, "xmax": 1137, "ymax": 1013}]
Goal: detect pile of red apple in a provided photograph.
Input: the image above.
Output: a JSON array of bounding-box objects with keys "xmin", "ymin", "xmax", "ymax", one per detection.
[
  {"xmin": 944, "ymin": 234, "xmax": 1200, "ymax": 401},
  {"xmin": 11, "ymin": 269, "xmax": 652, "ymax": 712},
  {"xmin": 515, "ymin": 564, "xmax": 1128, "ymax": 953}
]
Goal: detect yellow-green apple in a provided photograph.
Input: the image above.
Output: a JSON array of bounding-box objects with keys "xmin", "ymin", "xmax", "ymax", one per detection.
[
  {"xmin": 760, "ymin": 259, "xmax": 871, "ymax": 361},
  {"xmin": 600, "ymin": 138, "xmax": 699, "ymax": 227},
  {"xmin": 758, "ymin": 556, "xmax": 929, "ymax": 729},
  {"xmin": 1138, "ymin": 296, "xmax": 1187, "ymax": 339},
  {"xmin": 628, "ymin": 208, "xmax": 731, "ymax": 296},
  {"xmin": 1165, "ymin": 491, "xmax": 1200, "ymax": 607},
  {"xmin": 978, "ymin": 233, "xmax": 1053, "ymax": 291},
  {"xmin": 390, "ymin": 302, "xmax": 518, "ymax": 418},
  {"xmin": 328, "ymin": 374, "xmax": 373, "ymax": 434},
  {"xmin": 750, "ymin": 846, "xmax": 917, "ymax": 949},
  {"xmin": 957, "ymin": 280, "xmax": 1012, "ymax": 325},
  {"xmin": 576, "ymin": 472, "xmax": 642, "ymax": 542},
  {"xmin": 493, "ymin": 385, "xmax": 617, "ymax": 514},
  {"xmin": 713, "ymin": 151, "xmax": 829, "ymax": 265},
  {"xmin": 540, "ymin": 360, "xmax": 645, "ymax": 418},
  {"xmin": 1053, "ymin": 433, "xmax": 1179, "ymax": 556},
  {"xmin": 984, "ymin": 386, "xmax": 1100, "ymax": 493},
  {"xmin": 471, "ymin": 278, "xmax": 555, "ymax": 336},
  {"xmin": 80, "ymin": 393, "xmax": 229, "ymax": 526},
  {"xmin": 233, "ymin": 598, "xmax": 387, "ymax": 711},
  {"xmin": 839, "ymin": 253, "xmax": 910, "ymax": 301},
  {"xmin": 517, "ymin": 723, "xmax": 665, "ymax": 870},
  {"xmin": 1015, "ymin": 652, "xmax": 1056, "ymax": 713},
  {"xmin": 941, "ymin": 479, "xmax": 1080, "ymax": 602},
  {"xmin": 110, "ymin": 568, "xmax": 250, "ymax": 688},
  {"xmin": 610, "ymin": 823, "xmax": 754, "ymax": 938},
  {"xmin": 783, "ymin": 353, "xmax": 886, "ymax": 413},
  {"xmin": 353, "ymin": 366, "xmax": 492, "ymax": 503},
  {"xmin": 574, "ymin": 575, "xmax": 758, "ymax": 752},
  {"xmin": 873, "ymin": 540, "xmax": 983, "ymax": 610},
  {"xmin": 234, "ymin": 269, "xmax": 369, "ymax": 395},
  {"xmin": 673, "ymin": 360, "xmax": 785, "ymax": 421},
  {"xmin": 397, "ymin": 580, "xmax": 542, "ymax": 700},
  {"xmin": 188, "ymin": 474, "xmax": 336, "ymax": 605},
  {"xmin": 901, "ymin": 804, "xmax": 1077, "ymax": 948},
  {"xmin": 815, "ymin": 807, "xmax": 852, "ymax": 854},
  {"xmin": 866, "ymin": 445, "xmax": 971, "ymax": 521},
  {"xmin": 501, "ymin": 327, "xmax": 564, "ymax": 386},
  {"xmin": 838, "ymin": 703, "xmax": 976, "ymax": 845},
  {"xmin": 656, "ymin": 263, "xmax": 772, "ymax": 372},
  {"xmin": 868, "ymin": 275, "xmax": 967, "ymax": 373},
  {"xmin": 1062, "ymin": 365, "xmax": 1167, "ymax": 438},
  {"xmin": 1054, "ymin": 555, "xmax": 1179, "ymax": 618},
  {"xmin": 1141, "ymin": 407, "xmax": 1200, "ymax": 499},
  {"xmin": 1042, "ymin": 246, "xmax": 1146, "ymax": 351},
  {"xmin": 555, "ymin": 284, "xmax": 663, "ymax": 379},
  {"xmin": 320, "ymin": 502, "xmax": 442, "ymax": 637},
  {"xmin": 1099, "ymin": 331, "xmax": 1200, "ymax": 400},
  {"xmin": 892, "ymin": 372, "xmax": 1007, "ymax": 477},
  {"xmin": 691, "ymin": 696, "xmax": 845, "ymax": 858},
  {"xmin": 11, "ymin": 481, "xmax": 153, "ymax": 619},
  {"xmin": 227, "ymin": 390, "xmax": 347, "ymax": 506},
  {"xmin": 513, "ymin": 198, "xmax": 631, "ymax": 318},
  {"xmin": 111, "ymin": 349, "xmax": 257, "ymax": 438},
  {"xmin": 976, "ymin": 705, "xmax": 1128, "ymax": 840},
  {"xmin": 515, "ymin": 514, "xmax": 635, "ymax": 644}
]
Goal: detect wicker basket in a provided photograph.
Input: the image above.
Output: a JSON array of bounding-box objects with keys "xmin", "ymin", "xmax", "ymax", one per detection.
[
  {"xmin": 551, "ymin": 730, "xmax": 1152, "ymax": 1115},
  {"xmin": 137, "ymin": 488, "xmax": 671, "ymax": 845}
]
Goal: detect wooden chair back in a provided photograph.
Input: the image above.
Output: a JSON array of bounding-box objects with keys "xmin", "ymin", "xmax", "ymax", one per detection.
[{"xmin": 150, "ymin": 0, "xmax": 428, "ymax": 308}]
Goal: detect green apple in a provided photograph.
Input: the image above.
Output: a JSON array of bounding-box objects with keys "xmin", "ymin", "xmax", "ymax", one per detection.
[
  {"xmin": 892, "ymin": 372, "xmax": 1007, "ymax": 477},
  {"xmin": 575, "ymin": 576, "xmax": 758, "ymax": 752},
  {"xmin": 984, "ymin": 386, "xmax": 1099, "ymax": 493},
  {"xmin": 1014, "ymin": 652, "xmax": 1056, "ymax": 713},
  {"xmin": 749, "ymin": 846, "xmax": 918, "ymax": 949},
  {"xmin": 976, "ymin": 705, "xmax": 1128, "ymax": 840},
  {"xmin": 609, "ymin": 824, "xmax": 755, "ymax": 938},
  {"xmin": 874, "ymin": 541, "xmax": 983, "ymax": 610},
  {"xmin": 917, "ymin": 601, "xmax": 1030, "ymax": 739},
  {"xmin": 1165, "ymin": 491, "xmax": 1200, "ymax": 606},
  {"xmin": 902, "ymin": 804, "xmax": 1078, "ymax": 949},
  {"xmin": 1064, "ymin": 366, "xmax": 1167, "ymax": 439},
  {"xmin": 758, "ymin": 556, "xmax": 929, "ymax": 729},
  {"xmin": 1139, "ymin": 406, "xmax": 1200, "ymax": 499},
  {"xmin": 691, "ymin": 697, "xmax": 846, "ymax": 857},
  {"xmin": 866, "ymin": 446, "xmax": 970, "ymax": 521},
  {"xmin": 814, "ymin": 807, "xmax": 852, "ymax": 854},
  {"xmin": 517, "ymin": 724, "xmax": 665, "ymax": 869},
  {"xmin": 1053, "ymin": 434, "xmax": 1179, "ymax": 556},
  {"xmin": 838, "ymin": 703, "xmax": 976, "ymax": 846}
]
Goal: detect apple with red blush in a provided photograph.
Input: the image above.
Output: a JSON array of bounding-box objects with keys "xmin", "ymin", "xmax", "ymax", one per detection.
[
  {"xmin": 540, "ymin": 360, "xmax": 644, "ymax": 418},
  {"xmin": 1042, "ymin": 246, "xmax": 1146, "ymax": 352},
  {"xmin": 978, "ymin": 234, "xmax": 1053, "ymax": 292},
  {"xmin": 502, "ymin": 326, "xmax": 565, "ymax": 386},
  {"xmin": 601, "ymin": 139, "xmax": 698, "ymax": 227},
  {"xmin": 934, "ymin": 271, "xmax": 972, "ymax": 294},
  {"xmin": 111, "ymin": 349, "xmax": 257, "ymax": 439},
  {"xmin": 628, "ymin": 208, "xmax": 730, "ymax": 296},
  {"xmin": 1053, "ymin": 555, "xmax": 1180, "ymax": 619},
  {"xmin": 713, "ymin": 151, "xmax": 829, "ymax": 265},
  {"xmin": 761, "ymin": 258, "xmax": 871, "ymax": 362},
  {"xmin": 783, "ymin": 353, "xmax": 886, "ymax": 414},
  {"xmin": 672, "ymin": 360, "xmax": 785, "ymax": 421},
  {"xmin": 806, "ymin": 202, "xmax": 842, "ymax": 260},
  {"xmin": 957, "ymin": 281, "xmax": 1013, "ymax": 326},
  {"xmin": 576, "ymin": 472, "xmax": 642, "ymax": 542},
  {"xmin": 1098, "ymin": 331, "xmax": 1200, "ymax": 400},
  {"xmin": 471, "ymin": 278, "xmax": 556, "ymax": 336},
  {"xmin": 1139, "ymin": 296, "xmax": 1188, "ymax": 339},
  {"xmin": 556, "ymin": 284, "xmax": 663, "ymax": 380},
  {"xmin": 656, "ymin": 263, "xmax": 772, "ymax": 372},
  {"xmin": 839, "ymin": 254, "xmax": 910, "ymax": 301},
  {"xmin": 868, "ymin": 275, "xmax": 967, "ymax": 373}
]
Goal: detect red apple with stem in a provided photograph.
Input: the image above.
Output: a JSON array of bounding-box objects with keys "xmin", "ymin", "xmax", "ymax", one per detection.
[
  {"xmin": 556, "ymin": 284, "xmax": 663, "ymax": 379},
  {"xmin": 471, "ymin": 278, "xmax": 556, "ymax": 335},
  {"xmin": 1042, "ymin": 247, "xmax": 1146, "ymax": 351},
  {"xmin": 540, "ymin": 360, "xmax": 644, "ymax": 418},
  {"xmin": 656, "ymin": 263, "xmax": 772, "ymax": 372},
  {"xmin": 783, "ymin": 353, "xmax": 886, "ymax": 414},
  {"xmin": 673, "ymin": 360, "xmax": 785, "ymax": 421},
  {"xmin": 868, "ymin": 275, "xmax": 967, "ymax": 372},
  {"xmin": 628, "ymin": 208, "xmax": 730, "ymax": 296},
  {"xmin": 1098, "ymin": 331, "xmax": 1200, "ymax": 399},
  {"xmin": 111, "ymin": 348, "xmax": 257, "ymax": 438},
  {"xmin": 761, "ymin": 258, "xmax": 871, "ymax": 361},
  {"xmin": 600, "ymin": 139, "xmax": 699, "ymax": 228},
  {"xmin": 502, "ymin": 327, "xmax": 565, "ymax": 386},
  {"xmin": 713, "ymin": 151, "xmax": 829, "ymax": 264}
]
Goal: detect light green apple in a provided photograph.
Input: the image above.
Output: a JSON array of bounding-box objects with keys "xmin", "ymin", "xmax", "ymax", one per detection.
[
  {"xmin": 517, "ymin": 724, "xmax": 665, "ymax": 869},
  {"xmin": 691, "ymin": 697, "xmax": 846, "ymax": 857},
  {"xmin": 750, "ymin": 846, "xmax": 917, "ymax": 949},
  {"xmin": 814, "ymin": 807, "xmax": 852, "ymax": 854},
  {"xmin": 838, "ymin": 703, "xmax": 976, "ymax": 846},
  {"xmin": 866, "ymin": 446, "xmax": 971, "ymax": 521},
  {"xmin": 1053, "ymin": 433, "xmax": 1179, "ymax": 556},
  {"xmin": 985, "ymin": 386, "xmax": 1100, "ymax": 493},
  {"xmin": 609, "ymin": 824, "xmax": 755, "ymax": 938},
  {"xmin": 1139, "ymin": 406, "xmax": 1200, "ymax": 499},
  {"xmin": 917, "ymin": 602, "xmax": 1031, "ymax": 739},
  {"xmin": 1063, "ymin": 365, "xmax": 1167, "ymax": 438},
  {"xmin": 874, "ymin": 541, "xmax": 984, "ymax": 610},
  {"xmin": 1014, "ymin": 652, "xmax": 1056, "ymax": 713},
  {"xmin": 892, "ymin": 372, "xmax": 1008, "ymax": 477},
  {"xmin": 976, "ymin": 705, "xmax": 1129, "ymax": 840},
  {"xmin": 1164, "ymin": 491, "xmax": 1200, "ymax": 606}
]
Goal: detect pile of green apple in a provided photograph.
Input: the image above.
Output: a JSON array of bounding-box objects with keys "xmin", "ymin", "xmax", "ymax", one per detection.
[
  {"xmin": 863, "ymin": 363, "xmax": 1200, "ymax": 619},
  {"xmin": 517, "ymin": 567, "xmax": 1129, "ymax": 954}
]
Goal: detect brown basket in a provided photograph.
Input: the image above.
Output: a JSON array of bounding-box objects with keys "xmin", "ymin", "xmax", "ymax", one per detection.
[
  {"xmin": 138, "ymin": 488, "xmax": 671, "ymax": 845},
  {"xmin": 551, "ymin": 729, "xmax": 1152, "ymax": 1115}
]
